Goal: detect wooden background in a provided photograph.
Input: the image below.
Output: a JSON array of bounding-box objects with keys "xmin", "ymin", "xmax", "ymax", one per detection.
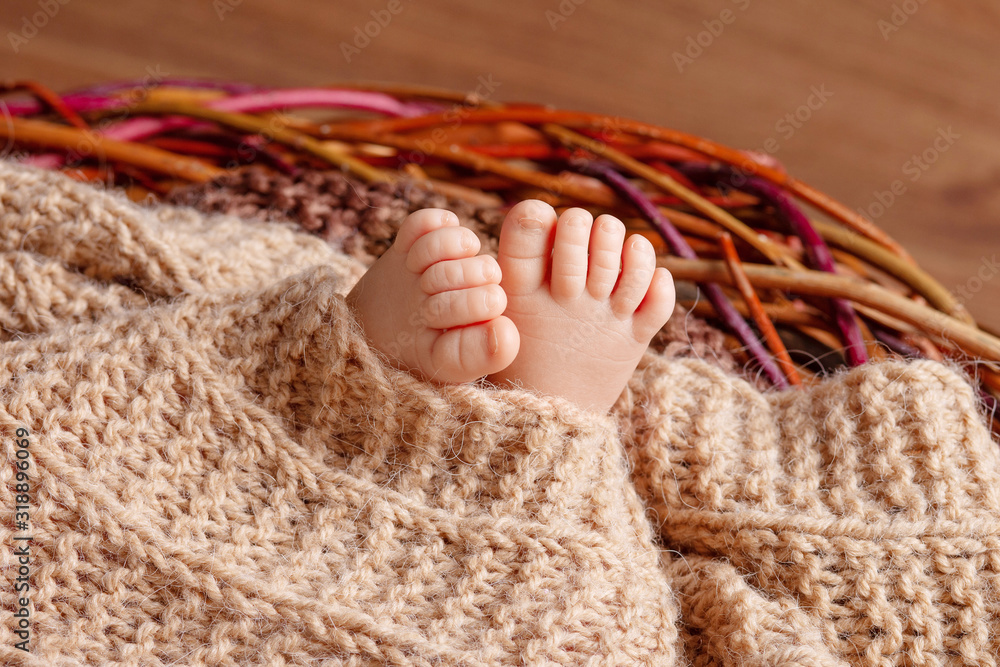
[{"xmin": 2, "ymin": 0, "xmax": 998, "ymax": 329}]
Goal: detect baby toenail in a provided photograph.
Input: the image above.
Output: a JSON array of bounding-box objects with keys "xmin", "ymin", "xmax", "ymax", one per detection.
[
  {"xmin": 485, "ymin": 290, "xmax": 500, "ymax": 311},
  {"xmin": 487, "ymin": 326, "xmax": 499, "ymax": 355},
  {"xmin": 518, "ymin": 216, "xmax": 543, "ymax": 231},
  {"xmin": 483, "ymin": 262, "xmax": 498, "ymax": 281},
  {"xmin": 601, "ymin": 218, "xmax": 619, "ymax": 232}
]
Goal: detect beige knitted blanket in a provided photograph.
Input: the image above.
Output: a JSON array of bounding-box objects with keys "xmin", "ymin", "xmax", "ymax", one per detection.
[{"xmin": 1, "ymin": 161, "xmax": 998, "ymax": 666}]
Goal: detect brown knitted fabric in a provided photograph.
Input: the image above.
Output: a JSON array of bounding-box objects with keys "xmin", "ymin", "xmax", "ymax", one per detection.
[
  {"xmin": 166, "ymin": 166, "xmax": 497, "ymax": 264},
  {"xmin": 2, "ymin": 161, "xmax": 999, "ymax": 666},
  {"xmin": 617, "ymin": 354, "xmax": 1000, "ymax": 666},
  {"xmin": 0, "ymin": 162, "xmax": 677, "ymax": 666}
]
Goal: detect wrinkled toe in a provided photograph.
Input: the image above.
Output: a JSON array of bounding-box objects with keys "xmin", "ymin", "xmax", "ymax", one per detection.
[
  {"xmin": 587, "ymin": 214, "xmax": 626, "ymax": 299},
  {"xmin": 392, "ymin": 208, "xmax": 460, "ymax": 254},
  {"xmin": 421, "ymin": 284, "xmax": 507, "ymax": 330},
  {"xmin": 496, "ymin": 200, "xmax": 558, "ymax": 296},
  {"xmin": 633, "ymin": 267, "xmax": 675, "ymax": 340},
  {"xmin": 422, "ymin": 317, "xmax": 520, "ymax": 383},
  {"xmin": 406, "ymin": 226, "xmax": 482, "ymax": 273},
  {"xmin": 611, "ymin": 235, "xmax": 657, "ymax": 318},
  {"xmin": 550, "ymin": 208, "xmax": 594, "ymax": 300},
  {"xmin": 420, "ymin": 255, "xmax": 502, "ymax": 295}
]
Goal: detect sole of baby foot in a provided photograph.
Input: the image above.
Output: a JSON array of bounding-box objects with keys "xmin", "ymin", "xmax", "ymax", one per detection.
[
  {"xmin": 346, "ymin": 208, "xmax": 520, "ymax": 384},
  {"xmin": 486, "ymin": 200, "xmax": 675, "ymax": 412}
]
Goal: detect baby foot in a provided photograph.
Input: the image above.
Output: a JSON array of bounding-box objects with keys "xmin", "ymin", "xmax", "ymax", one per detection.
[
  {"xmin": 487, "ymin": 200, "xmax": 675, "ymax": 412},
  {"xmin": 346, "ymin": 208, "xmax": 520, "ymax": 383}
]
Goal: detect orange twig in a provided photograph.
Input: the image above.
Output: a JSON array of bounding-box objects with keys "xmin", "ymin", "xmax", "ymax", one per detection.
[
  {"xmin": 660, "ymin": 256, "xmax": 1000, "ymax": 361},
  {"xmin": 1, "ymin": 80, "xmax": 89, "ymax": 130},
  {"xmin": 322, "ymin": 127, "xmax": 619, "ymax": 207},
  {"xmin": 332, "ymin": 107, "xmax": 911, "ymax": 261},
  {"xmin": 719, "ymin": 233, "xmax": 802, "ymax": 386},
  {"xmin": 0, "ymin": 116, "xmax": 222, "ymax": 182},
  {"xmin": 126, "ymin": 101, "xmax": 389, "ymax": 183},
  {"xmin": 542, "ymin": 124, "xmax": 802, "ymax": 269},
  {"xmin": 979, "ymin": 365, "xmax": 1000, "ymax": 396}
]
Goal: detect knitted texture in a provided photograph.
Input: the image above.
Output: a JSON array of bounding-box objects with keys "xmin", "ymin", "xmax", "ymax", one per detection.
[
  {"xmin": 0, "ymin": 162, "xmax": 677, "ymax": 666},
  {"xmin": 166, "ymin": 165, "xmax": 497, "ymax": 264},
  {"xmin": 618, "ymin": 355, "xmax": 1000, "ymax": 666},
  {"xmin": 1, "ymin": 161, "xmax": 999, "ymax": 666}
]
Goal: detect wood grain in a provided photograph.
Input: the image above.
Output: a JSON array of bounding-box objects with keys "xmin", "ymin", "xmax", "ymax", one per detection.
[{"xmin": 2, "ymin": 0, "xmax": 997, "ymax": 329}]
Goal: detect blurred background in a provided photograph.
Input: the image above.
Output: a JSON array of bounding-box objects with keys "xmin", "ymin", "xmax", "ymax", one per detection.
[{"xmin": 2, "ymin": 0, "xmax": 998, "ymax": 328}]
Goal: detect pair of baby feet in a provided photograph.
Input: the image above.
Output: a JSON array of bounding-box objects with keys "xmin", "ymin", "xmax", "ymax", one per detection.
[{"xmin": 346, "ymin": 200, "xmax": 675, "ymax": 413}]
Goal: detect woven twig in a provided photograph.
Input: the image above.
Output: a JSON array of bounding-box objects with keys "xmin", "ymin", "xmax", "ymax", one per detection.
[{"xmin": 2, "ymin": 79, "xmax": 996, "ymax": 435}]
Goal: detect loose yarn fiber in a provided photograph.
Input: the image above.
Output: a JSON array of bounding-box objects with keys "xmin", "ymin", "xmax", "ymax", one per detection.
[{"xmin": 1, "ymin": 161, "xmax": 998, "ymax": 666}]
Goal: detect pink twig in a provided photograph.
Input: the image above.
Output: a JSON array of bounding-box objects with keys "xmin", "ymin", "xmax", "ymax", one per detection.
[
  {"xmin": 5, "ymin": 86, "xmax": 428, "ymax": 120},
  {"xmin": 15, "ymin": 88, "xmax": 430, "ymax": 170}
]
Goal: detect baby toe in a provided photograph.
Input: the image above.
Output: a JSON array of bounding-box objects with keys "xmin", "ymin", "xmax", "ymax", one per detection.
[
  {"xmin": 405, "ymin": 225, "xmax": 482, "ymax": 274},
  {"xmin": 610, "ymin": 235, "xmax": 657, "ymax": 318},
  {"xmin": 392, "ymin": 208, "xmax": 460, "ymax": 254},
  {"xmin": 495, "ymin": 199, "xmax": 558, "ymax": 296},
  {"xmin": 422, "ymin": 284, "xmax": 507, "ymax": 330},
  {"xmin": 420, "ymin": 255, "xmax": 501, "ymax": 295},
  {"xmin": 425, "ymin": 316, "xmax": 520, "ymax": 383},
  {"xmin": 586, "ymin": 214, "xmax": 626, "ymax": 299},
  {"xmin": 633, "ymin": 267, "xmax": 676, "ymax": 341},
  {"xmin": 550, "ymin": 208, "xmax": 594, "ymax": 300}
]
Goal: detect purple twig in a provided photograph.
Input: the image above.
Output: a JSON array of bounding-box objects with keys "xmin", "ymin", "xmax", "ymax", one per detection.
[
  {"xmin": 870, "ymin": 325, "xmax": 922, "ymax": 358},
  {"xmin": 676, "ymin": 162, "xmax": 869, "ymax": 367},
  {"xmin": 578, "ymin": 159, "xmax": 789, "ymax": 388}
]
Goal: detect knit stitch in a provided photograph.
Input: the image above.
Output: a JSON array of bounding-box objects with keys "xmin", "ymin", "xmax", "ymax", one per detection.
[
  {"xmin": 619, "ymin": 354, "xmax": 1000, "ymax": 666},
  {"xmin": 0, "ymin": 162, "xmax": 677, "ymax": 666},
  {"xmin": 1, "ymin": 161, "xmax": 998, "ymax": 666}
]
